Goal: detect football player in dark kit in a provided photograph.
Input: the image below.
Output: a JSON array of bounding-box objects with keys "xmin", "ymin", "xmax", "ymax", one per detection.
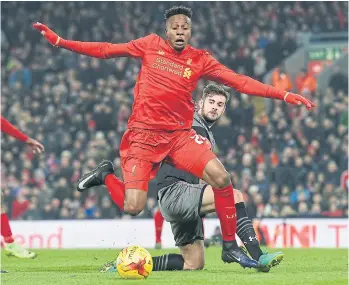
[{"xmin": 152, "ymin": 84, "xmax": 284, "ymax": 272}]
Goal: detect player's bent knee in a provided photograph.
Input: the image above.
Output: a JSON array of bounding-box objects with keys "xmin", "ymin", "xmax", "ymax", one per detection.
[
  {"xmin": 124, "ymin": 201, "xmax": 144, "ymax": 216},
  {"xmin": 124, "ymin": 203, "xmax": 144, "ymax": 216},
  {"xmin": 124, "ymin": 188, "xmax": 147, "ymax": 216},
  {"xmin": 214, "ymin": 170, "xmax": 231, "ymax": 189}
]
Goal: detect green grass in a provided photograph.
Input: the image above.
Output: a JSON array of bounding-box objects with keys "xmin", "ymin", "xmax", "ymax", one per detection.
[{"xmin": 1, "ymin": 248, "xmax": 348, "ymax": 285}]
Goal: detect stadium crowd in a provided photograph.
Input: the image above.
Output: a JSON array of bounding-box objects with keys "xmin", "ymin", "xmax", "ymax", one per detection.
[{"xmin": 1, "ymin": 2, "xmax": 348, "ymax": 220}]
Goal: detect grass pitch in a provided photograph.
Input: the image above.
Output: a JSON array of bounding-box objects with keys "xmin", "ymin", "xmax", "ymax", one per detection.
[{"xmin": 1, "ymin": 248, "xmax": 348, "ymax": 285}]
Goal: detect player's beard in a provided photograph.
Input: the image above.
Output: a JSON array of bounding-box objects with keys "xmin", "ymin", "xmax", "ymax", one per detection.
[{"xmin": 200, "ymin": 110, "xmax": 219, "ymax": 125}]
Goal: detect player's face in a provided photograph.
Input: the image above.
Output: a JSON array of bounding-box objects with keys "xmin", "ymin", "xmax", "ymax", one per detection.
[
  {"xmin": 199, "ymin": 94, "xmax": 227, "ymax": 124},
  {"xmin": 165, "ymin": 14, "xmax": 192, "ymax": 51}
]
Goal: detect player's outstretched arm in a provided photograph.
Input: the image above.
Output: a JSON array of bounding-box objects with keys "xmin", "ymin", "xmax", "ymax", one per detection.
[
  {"xmin": 1, "ymin": 117, "xmax": 44, "ymax": 154},
  {"xmin": 33, "ymin": 22, "xmax": 151, "ymax": 59},
  {"xmin": 1, "ymin": 116, "xmax": 29, "ymax": 142},
  {"xmin": 203, "ymin": 55, "xmax": 315, "ymax": 110}
]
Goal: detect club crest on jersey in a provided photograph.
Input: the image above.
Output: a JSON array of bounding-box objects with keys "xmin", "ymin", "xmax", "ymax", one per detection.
[
  {"xmin": 183, "ymin": 67, "xmax": 192, "ymax": 79},
  {"xmin": 186, "ymin": 58, "xmax": 192, "ymax": 65}
]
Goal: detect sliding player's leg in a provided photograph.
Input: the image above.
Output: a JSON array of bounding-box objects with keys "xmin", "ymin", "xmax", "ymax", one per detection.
[
  {"xmin": 101, "ymin": 221, "xmax": 204, "ymax": 273},
  {"xmin": 99, "ymin": 181, "xmax": 205, "ymax": 273},
  {"xmin": 200, "ymin": 186, "xmax": 284, "ymax": 272},
  {"xmin": 100, "ymin": 181, "xmax": 282, "ymax": 273},
  {"xmin": 168, "ymin": 129, "xmax": 257, "ymax": 268},
  {"xmin": 152, "ymin": 182, "xmax": 206, "ymax": 271},
  {"xmin": 153, "ymin": 226, "xmax": 205, "ymax": 271}
]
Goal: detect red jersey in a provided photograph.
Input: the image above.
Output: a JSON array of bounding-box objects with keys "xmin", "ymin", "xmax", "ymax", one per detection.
[{"xmin": 60, "ymin": 34, "xmax": 286, "ymax": 131}]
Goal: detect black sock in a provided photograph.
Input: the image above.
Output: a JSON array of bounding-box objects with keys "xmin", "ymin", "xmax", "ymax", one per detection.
[
  {"xmin": 222, "ymin": 240, "xmax": 238, "ymax": 249},
  {"xmin": 152, "ymin": 254, "xmax": 184, "ymax": 271},
  {"xmin": 236, "ymin": 202, "xmax": 263, "ymax": 260}
]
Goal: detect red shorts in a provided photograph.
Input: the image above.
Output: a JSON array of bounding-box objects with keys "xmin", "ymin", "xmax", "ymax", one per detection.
[{"xmin": 119, "ymin": 128, "xmax": 216, "ymax": 191}]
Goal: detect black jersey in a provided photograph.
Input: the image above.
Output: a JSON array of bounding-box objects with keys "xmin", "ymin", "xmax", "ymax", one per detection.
[{"xmin": 156, "ymin": 112, "xmax": 215, "ymax": 190}]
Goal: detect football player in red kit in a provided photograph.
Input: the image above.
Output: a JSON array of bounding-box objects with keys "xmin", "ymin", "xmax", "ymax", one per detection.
[
  {"xmin": 1, "ymin": 117, "xmax": 44, "ymax": 261},
  {"xmin": 34, "ymin": 6, "xmax": 314, "ymax": 268}
]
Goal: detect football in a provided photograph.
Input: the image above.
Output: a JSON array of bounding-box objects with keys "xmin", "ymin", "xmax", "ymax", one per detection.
[{"xmin": 116, "ymin": 245, "xmax": 153, "ymax": 279}]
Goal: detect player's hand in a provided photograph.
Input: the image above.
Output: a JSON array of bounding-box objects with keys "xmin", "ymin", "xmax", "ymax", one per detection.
[
  {"xmin": 25, "ymin": 138, "xmax": 45, "ymax": 154},
  {"xmin": 33, "ymin": 22, "xmax": 61, "ymax": 47},
  {"xmin": 284, "ymin": 92, "xmax": 315, "ymax": 110}
]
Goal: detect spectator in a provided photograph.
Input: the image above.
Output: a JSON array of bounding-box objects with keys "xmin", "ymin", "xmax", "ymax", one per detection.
[
  {"xmin": 329, "ymin": 65, "xmax": 348, "ymax": 94},
  {"xmin": 272, "ymin": 63, "xmax": 293, "ymax": 92},
  {"xmin": 23, "ymin": 197, "xmax": 41, "ymax": 220},
  {"xmin": 290, "ymin": 184, "xmax": 311, "ymax": 206},
  {"xmin": 295, "ymin": 68, "xmax": 307, "ymax": 94},
  {"xmin": 325, "ymin": 161, "xmax": 341, "ymax": 186},
  {"xmin": 322, "ymin": 203, "xmax": 344, "ymax": 217},
  {"xmin": 11, "ymin": 189, "xmax": 30, "ymax": 219},
  {"xmin": 100, "ymin": 196, "xmax": 122, "ymax": 219},
  {"xmin": 54, "ymin": 177, "xmax": 70, "ymax": 203},
  {"xmin": 296, "ymin": 68, "xmax": 317, "ymax": 96},
  {"xmin": 263, "ymin": 195, "xmax": 280, "ymax": 217},
  {"xmin": 297, "ymin": 202, "xmax": 310, "ymax": 217},
  {"xmin": 254, "ymin": 170, "xmax": 270, "ymax": 202},
  {"xmin": 309, "ymin": 203, "xmax": 322, "ymax": 217},
  {"xmin": 280, "ymin": 205, "xmax": 297, "ymax": 217}
]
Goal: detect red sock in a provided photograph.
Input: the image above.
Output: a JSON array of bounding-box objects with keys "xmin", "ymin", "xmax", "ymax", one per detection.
[
  {"xmin": 1, "ymin": 213, "xmax": 14, "ymax": 243},
  {"xmin": 105, "ymin": 174, "xmax": 125, "ymax": 211},
  {"xmin": 213, "ymin": 184, "xmax": 237, "ymax": 242},
  {"xmin": 154, "ymin": 209, "xmax": 164, "ymax": 244}
]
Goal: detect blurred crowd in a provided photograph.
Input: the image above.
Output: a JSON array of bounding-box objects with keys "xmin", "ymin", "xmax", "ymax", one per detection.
[{"xmin": 1, "ymin": 2, "xmax": 348, "ymax": 220}]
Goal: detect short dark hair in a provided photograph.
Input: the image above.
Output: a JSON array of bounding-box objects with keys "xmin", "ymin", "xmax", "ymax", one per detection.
[
  {"xmin": 202, "ymin": 84, "xmax": 230, "ymax": 102},
  {"xmin": 164, "ymin": 6, "xmax": 192, "ymax": 20}
]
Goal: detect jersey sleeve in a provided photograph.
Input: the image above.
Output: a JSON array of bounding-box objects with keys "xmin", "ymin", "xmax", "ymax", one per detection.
[
  {"xmin": 1, "ymin": 117, "xmax": 29, "ymax": 142},
  {"xmin": 201, "ymin": 54, "xmax": 286, "ymax": 100},
  {"xmin": 125, "ymin": 33, "xmax": 157, "ymax": 58},
  {"xmin": 59, "ymin": 33, "xmax": 157, "ymax": 59}
]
